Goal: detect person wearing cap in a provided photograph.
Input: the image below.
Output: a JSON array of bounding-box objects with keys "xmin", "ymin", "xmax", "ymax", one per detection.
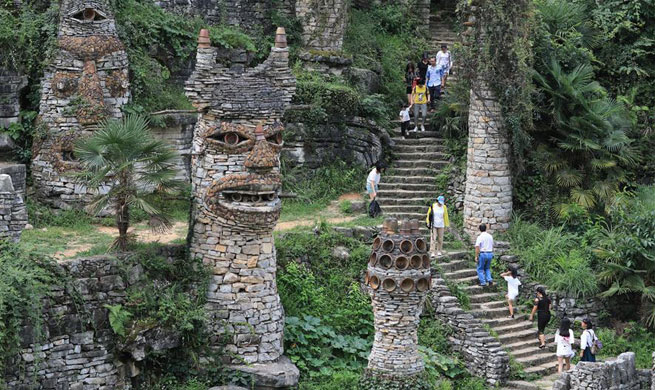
[
  {"xmin": 425, "ymin": 195, "xmax": 449, "ymax": 257},
  {"xmin": 436, "ymin": 44, "xmax": 453, "ymax": 92}
]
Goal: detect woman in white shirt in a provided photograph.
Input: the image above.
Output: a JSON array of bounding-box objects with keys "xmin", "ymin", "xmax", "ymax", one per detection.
[
  {"xmin": 500, "ymin": 266, "xmax": 521, "ymax": 318},
  {"xmin": 555, "ymin": 317, "xmax": 575, "ymax": 373},
  {"xmin": 366, "ymin": 163, "xmax": 382, "ymax": 200},
  {"xmin": 436, "ymin": 44, "xmax": 452, "ymax": 90},
  {"xmin": 579, "ymin": 318, "xmax": 597, "ymax": 362}
]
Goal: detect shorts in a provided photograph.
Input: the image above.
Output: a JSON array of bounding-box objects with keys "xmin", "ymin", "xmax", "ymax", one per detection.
[
  {"xmin": 507, "ymin": 291, "xmax": 518, "ymax": 301},
  {"xmin": 406, "ymin": 86, "xmax": 412, "ymax": 94},
  {"xmin": 366, "ymin": 183, "xmax": 378, "ymax": 194}
]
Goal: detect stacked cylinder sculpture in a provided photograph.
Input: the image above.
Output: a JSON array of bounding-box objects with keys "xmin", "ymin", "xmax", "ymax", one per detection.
[{"xmin": 365, "ymin": 218, "xmax": 431, "ymax": 376}]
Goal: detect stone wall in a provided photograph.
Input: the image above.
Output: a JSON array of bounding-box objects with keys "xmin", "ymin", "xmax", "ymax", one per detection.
[
  {"xmin": 32, "ymin": 0, "xmax": 130, "ymax": 209},
  {"xmin": 463, "ymin": 79, "xmax": 512, "ymax": 239},
  {"xmin": 4, "ymin": 256, "xmax": 131, "ymax": 389},
  {"xmin": 149, "ymin": 110, "xmax": 197, "ymax": 183},
  {"xmin": 0, "ymin": 68, "xmax": 27, "ymax": 128},
  {"xmin": 296, "ymin": 0, "xmax": 349, "ymax": 52},
  {"xmin": 0, "ymin": 174, "xmax": 27, "ymax": 243},
  {"xmin": 429, "ymin": 271, "xmax": 510, "ymax": 385},
  {"xmin": 282, "ymin": 111, "xmax": 390, "ymax": 168},
  {"xmin": 551, "ymin": 352, "xmax": 652, "ymax": 390}
]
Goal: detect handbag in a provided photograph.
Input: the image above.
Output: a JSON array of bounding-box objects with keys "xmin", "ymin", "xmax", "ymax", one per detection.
[
  {"xmin": 590, "ymin": 330, "xmax": 603, "ymax": 355},
  {"xmin": 368, "ymin": 199, "xmax": 381, "ymax": 218}
]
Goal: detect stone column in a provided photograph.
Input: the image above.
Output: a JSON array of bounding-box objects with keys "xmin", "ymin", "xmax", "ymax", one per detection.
[
  {"xmin": 0, "ymin": 174, "xmax": 27, "ymax": 243},
  {"xmin": 0, "ymin": 69, "xmax": 27, "ymax": 129},
  {"xmin": 185, "ymin": 28, "xmax": 298, "ymax": 388},
  {"xmin": 463, "ymin": 79, "xmax": 512, "ymax": 239},
  {"xmin": 31, "ymin": 0, "xmax": 130, "ymax": 209},
  {"xmin": 363, "ymin": 218, "xmax": 432, "ymax": 384},
  {"xmin": 651, "ymin": 351, "xmax": 655, "ymax": 390}
]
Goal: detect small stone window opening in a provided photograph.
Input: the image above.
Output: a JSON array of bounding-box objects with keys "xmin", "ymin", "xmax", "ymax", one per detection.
[{"xmin": 72, "ymin": 8, "xmax": 106, "ymax": 22}]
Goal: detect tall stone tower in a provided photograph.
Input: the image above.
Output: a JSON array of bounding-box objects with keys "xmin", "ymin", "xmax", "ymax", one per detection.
[
  {"xmin": 32, "ymin": 0, "xmax": 129, "ymax": 209},
  {"xmin": 185, "ymin": 28, "xmax": 298, "ymax": 386}
]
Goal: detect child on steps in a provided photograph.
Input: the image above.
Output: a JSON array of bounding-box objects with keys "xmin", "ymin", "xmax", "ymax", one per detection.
[{"xmin": 501, "ymin": 266, "xmax": 521, "ymax": 318}]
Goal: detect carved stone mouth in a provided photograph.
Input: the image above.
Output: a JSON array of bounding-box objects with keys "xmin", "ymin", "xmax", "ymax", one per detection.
[{"xmin": 221, "ymin": 190, "xmax": 279, "ymax": 204}]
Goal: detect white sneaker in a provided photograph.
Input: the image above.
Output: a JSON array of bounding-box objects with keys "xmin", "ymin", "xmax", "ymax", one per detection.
[
  {"xmin": 421, "ymin": 125, "xmax": 426, "ymax": 132},
  {"xmin": 412, "ymin": 127, "xmax": 418, "ymax": 132},
  {"xmin": 437, "ymin": 251, "xmax": 442, "ymax": 256}
]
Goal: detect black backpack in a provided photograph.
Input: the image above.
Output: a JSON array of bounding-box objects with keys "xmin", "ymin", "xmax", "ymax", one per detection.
[{"xmin": 368, "ymin": 199, "xmax": 381, "ymax": 218}]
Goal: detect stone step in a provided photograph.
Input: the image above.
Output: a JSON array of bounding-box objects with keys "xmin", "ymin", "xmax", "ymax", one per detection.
[
  {"xmin": 378, "ymin": 182, "xmax": 439, "ymax": 191},
  {"xmin": 471, "ymin": 300, "xmax": 507, "ymax": 310},
  {"xmin": 517, "ymin": 353, "xmax": 556, "ymax": 368},
  {"xmin": 439, "ymin": 259, "xmax": 471, "ymax": 273},
  {"xmin": 497, "ymin": 328, "xmax": 541, "ymax": 345},
  {"xmin": 504, "ymin": 335, "xmax": 555, "ymax": 352},
  {"xmin": 443, "ymin": 268, "xmax": 477, "ymax": 280},
  {"xmin": 380, "ymin": 205, "xmax": 432, "ymax": 214},
  {"xmin": 393, "ymin": 144, "xmax": 447, "ymax": 153},
  {"xmin": 471, "ymin": 306, "xmax": 513, "ymax": 319},
  {"xmin": 482, "ymin": 313, "xmax": 529, "ymax": 328},
  {"xmin": 391, "ymin": 131, "xmax": 442, "ymax": 139},
  {"xmin": 387, "ymin": 167, "xmax": 439, "ymax": 176},
  {"xmin": 490, "ymin": 321, "xmax": 534, "ymax": 337},
  {"xmin": 448, "ymin": 274, "xmax": 480, "ymax": 286},
  {"xmin": 385, "ymin": 212, "xmax": 427, "ymax": 220},
  {"xmin": 377, "ymin": 189, "xmax": 436, "ymax": 198},
  {"xmin": 375, "ymin": 197, "xmax": 431, "ymax": 206},
  {"xmin": 393, "ymin": 160, "xmax": 449, "ymax": 169},
  {"xmin": 392, "ymin": 137, "xmax": 445, "ymax": 145},
  {"xmin": 510, "ymin": 344, "xmax": 553, "ymax": 360},
  {"xmin": 501, "ymin": 380, "xmax": 541, "ymax": 390},
  {"xmin": 394, "ymin": 151, "xmax": 448, "ymax": 160},
  {"xmin": 468, "ymin": 292, "xmax": 499, "ymax": 304},
  {"xmin": 524, "ymin": 362, "xmax": 558, "ymax": 376},
  {"xmin": 382, "ymin": 176, "xmax": 436, "ymax": 184}
]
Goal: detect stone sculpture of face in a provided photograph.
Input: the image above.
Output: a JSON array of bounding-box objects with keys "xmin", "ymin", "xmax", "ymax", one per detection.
[{"xmin": 199, "ymin": 120, "xmax": 285, "ymax": 231}]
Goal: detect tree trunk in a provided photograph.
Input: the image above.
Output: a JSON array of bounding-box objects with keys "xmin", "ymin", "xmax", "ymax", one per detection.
[{"xmin": 116, "ymin": 198, "xmax": 129, "ymax": 252}]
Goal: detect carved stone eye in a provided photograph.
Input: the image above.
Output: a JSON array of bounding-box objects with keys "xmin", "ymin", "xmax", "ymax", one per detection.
[
  {"xmin": 267, "ymin": 132, "xmax": 283, "ymax": 145},
  {"xmin": 209, "ymin": 132, "xmax": 244, "ymax": 145},
  {"xmin": 72, "ymin": 8, "xmax": 106, "ymax": 21}
]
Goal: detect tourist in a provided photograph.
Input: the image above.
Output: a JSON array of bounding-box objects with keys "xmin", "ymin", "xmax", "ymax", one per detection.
[
  {"xmin": 529, "ymin": 286, "xmax": 552, "ymax": 349},
  {"xmin": 411, "ymin": 78, "xmax": 429, "ymax": 132},
  {"xmin": 366, "ymin": 162, "xmax": 383, "ymax": 201},
  {"xmin": 436, "ymin": 44, "xmax": 452, "ymax": 92},
  {"xmin": 500, "ymin": 266, "xmax": 521, "ymax": 318},
  {"xmin": 426, "ymin": 57, "xmax": 442, "ymax": 110},
  {"xmin": 399, "ymin": 103, "xmax": 412, "ymax": 138},
  {"xmin": 405, "ymin": 62, "xmax": 417, "ymax": 106},
  {"xmin": 425, "ymin": 195, "xmax": 450, "ymax": 257},
  {"xmin": 417, "ymin": 54, "xmax": 429, "ymax": 83},
  {"xmin": 555, "ymin": 317, "xmax": 575, "ymax": 373},
  {"xmin": 475, "ymin": 223, "xmax": 494, "ymax": 286},
  {"xmin": 579, "ymin": 318, "xmax": 597, "ymax": 362}
]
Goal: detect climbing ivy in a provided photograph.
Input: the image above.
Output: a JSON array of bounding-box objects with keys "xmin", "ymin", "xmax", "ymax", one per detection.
[{"xmin": 457, "ymin": 0, "xmax": 535, "ymax": 170}]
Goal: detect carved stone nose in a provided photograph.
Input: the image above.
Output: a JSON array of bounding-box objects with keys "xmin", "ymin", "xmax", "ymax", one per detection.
[
  {"xmin": 76, "ymin": 60, "xmax": 106, "ymax": 125},
  {"xmin": 245, "ymin": 123, "xmax": 277, "ymax": 171}
]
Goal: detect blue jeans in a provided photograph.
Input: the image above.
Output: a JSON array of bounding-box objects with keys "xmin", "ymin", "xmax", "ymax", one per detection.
[{"xmin": 477, "ymin": 252, "xmax": 493, "ymax": 285}]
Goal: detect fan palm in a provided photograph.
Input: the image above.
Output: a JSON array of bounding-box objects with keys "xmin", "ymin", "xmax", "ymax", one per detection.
[{"xmin": 75, "ymin": 114, "xmax": 184, "ymax": 251}]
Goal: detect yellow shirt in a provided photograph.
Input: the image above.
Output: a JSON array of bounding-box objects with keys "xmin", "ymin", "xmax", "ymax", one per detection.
[{"xmin": 413, "ymin": 85, "xmax": 429, "ymax": 104}]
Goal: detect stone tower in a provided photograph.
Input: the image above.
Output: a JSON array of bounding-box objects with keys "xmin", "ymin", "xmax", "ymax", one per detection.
[
  {"xmin": 462, "ymin": 80, "xmax": 513, "ymax": 238},
  {"xmin": 363, "ymin": 218, "xmax": 432, "ymax": 385},
  {"xmin": 32, "ymin": 0, "xmax": 129, "ymax": 209},
  {"xmin": 185, "ymin": 28, "xmax": 297, "ymax": 384}
]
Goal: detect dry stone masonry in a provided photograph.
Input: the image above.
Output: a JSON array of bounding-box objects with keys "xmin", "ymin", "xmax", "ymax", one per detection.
[
  {"xmin": 296, "ymin": 0, "xmax": 349, "ymax": 53},
  {"xmin": 0, "ymin": 174, "xmax": 27, "ymax": 242},
  {"xmin": 363, "ymin": 218, "xmax": 432, "ymax": 382},
  {"xmin": 463, "ymin": 78, "xmax": 513, "ymax": 238},
  {"xmin": 0, "ymin": 68, "xmax": 27, "ymax": 128},
  {"xmin": 149, "ymin": 110, "xmax": 197, "ymax": 183},
  {"xmin": 185, "ymin": 28, "xmax": 298, "ymax": 387},
  {"xmin": 551, "ymin": 352, "xmax": 652, "ymax": 390},
  {"xmin": 31, "ymin": 0, "xmax": 130, "ymax": 209}
]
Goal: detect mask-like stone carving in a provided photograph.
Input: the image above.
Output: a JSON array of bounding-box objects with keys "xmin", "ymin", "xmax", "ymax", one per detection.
[
  {"xmin": 186, "ymin": 28, "xmax": 295, "ymax": 364},
  {"xmin": 32, "ymin": 0, "xmax": 129, "ymax": 207}
]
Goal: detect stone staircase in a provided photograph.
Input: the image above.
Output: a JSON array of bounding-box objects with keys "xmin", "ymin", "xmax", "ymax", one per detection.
[
  {"xmin": 438, "ymin": 243, "xmax": 560, "ymax": 387},
  {"xmin": 428, "ymin": 16, "xmax": 459, "ymax": 87}
]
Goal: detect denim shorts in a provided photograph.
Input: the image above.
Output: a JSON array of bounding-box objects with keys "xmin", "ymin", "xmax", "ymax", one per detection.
[{"xmin": 366, "ymin": 183, "xmax": 378, "ymax": 194}]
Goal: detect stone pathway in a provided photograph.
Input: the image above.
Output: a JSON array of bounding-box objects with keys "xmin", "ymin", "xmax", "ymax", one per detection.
[{"xmin": 439, "ymin": 241, "xmax": 560, "ymax": 387}]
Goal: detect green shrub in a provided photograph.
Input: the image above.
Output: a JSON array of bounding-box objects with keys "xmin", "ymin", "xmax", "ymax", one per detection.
[
  {"xmin": 27, "ymin": 199, "xmax": 94, "ymax": 229},
  {"xmin": 340, "ymin": 200, "xmax": 353, "ymax": 214},
  {"xmin": 294, "ymin": 79, "xmax": 361, "ymax": 118},
  {"xmin": 282, "ymin": 161, "xmax": 366, "ymax": 206},
  {"xmin": 445, "ymin": 280, "xmax": 471, "ymax": 310},
  {"xmin": 546, "ymin": 249, "xmax": 598, "ymax": 298},
  {"xmin": 596, "ymin": 324, "xmax": 655, "ymax": 368}
]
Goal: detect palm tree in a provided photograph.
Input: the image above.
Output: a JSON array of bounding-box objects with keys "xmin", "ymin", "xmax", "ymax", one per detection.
[{"xmin": 75, "ymin": 114, "xmax": 183, "ymax": 251}]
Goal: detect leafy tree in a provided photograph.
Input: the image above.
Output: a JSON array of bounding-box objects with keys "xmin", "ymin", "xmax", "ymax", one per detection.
[
  {"xmin": 75, "ymin": 114, "xmax": 183, "ymax": 251},
  {"xmin": 533, "ymin": 60, "xmax": 640, "ymax": 214},
  {"xmin": 594, "ymin": 188, "xmax": 655, "ymax": 328}
]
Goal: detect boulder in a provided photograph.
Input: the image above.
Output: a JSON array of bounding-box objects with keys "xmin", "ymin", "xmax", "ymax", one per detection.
[
  {"xmin": 230, "ymin": 355, "xmax": 299, "ymax": 389},
  {"xmin": 345, "ymin": 67, "xmax": 380, "ymax": 94},
  {"xmin": 332, "ymin": 246, "xmax": 350, "ymax": 260}
]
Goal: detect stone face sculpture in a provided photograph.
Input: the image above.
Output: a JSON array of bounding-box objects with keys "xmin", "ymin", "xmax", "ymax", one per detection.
[
  {"xmin": 32, "ymin": 0, "xmax": 129, "ymax": 208},
  {"xmin": 185, "ymin": 27, "xmax": 295, "ymax": 375},
  {"xmin": 364, "ymin": 218, "xmax": 431, "ymax": 381}
]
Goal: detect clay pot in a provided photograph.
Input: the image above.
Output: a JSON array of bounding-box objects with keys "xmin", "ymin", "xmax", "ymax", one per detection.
[
  {"xmin": 379, "ymin": 254, "xmax": 393, "ymax": 269},
  {"xmin": 372, "ymin": 237, "xmax": 382, "ymax": 251},
  {"xmin": 382, "ymin": 278, "xmax": 396, "ymax": 292},
  {"xmin": 399, "ymin": 220, "xmax": 411, "ymax": 235},
  {"xmin": 364, "ymin": 271, "xmax": 370, "ymax": 285},
  {"xmin": 410, "ymin": 220, "xmax": 420, "ymax": 234},
  {"xmin": 394, "ymin": 255, "xmax": 409, "ymax": 270},
  {"xmin": 422, "ymin": 254, "xmax": 430, "ymax": 269},
  {"xmin": 415, "ymin": 238, "xmax": 427, "ymax": 253},
  {"xmin": 383, "ymin": 218, "xmax": 398, "ymax": 234},
  {"xmin": 198, "ymin": 29, "xmax": 211, "ymax": 48},
  {"xmin": 382, "ymin": 239, "xmax": 394, "ymax": 252},
  {"xmin": 417, "ymin": 278, "xmax": 430, "ymax": 292},
  {"xmin": 400, "ymin": 278, "xmax": 415, "ymax": 293},
  {"xmin": 370, "ymin": 275, "xmax": 380, "ymax": 290},
  {"xmin": 410, "ymin": 255, "xmax": 422, "ymax": 269},
  {"xmin": 368, "ymin": 252, "xmax": 377, "ymax": 267},
  {"xmin": 275, "ymin": 27, "xmax": 287, "ymax": 48},
  {"xmin": 400, "ymin": 239, "xmax": 414, "ymax": 254}
]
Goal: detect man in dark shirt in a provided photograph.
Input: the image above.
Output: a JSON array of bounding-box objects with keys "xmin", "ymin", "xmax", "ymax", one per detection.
[{"xmin": 417, "ymin": 54, "xmax": 429, "ymax": 83}]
